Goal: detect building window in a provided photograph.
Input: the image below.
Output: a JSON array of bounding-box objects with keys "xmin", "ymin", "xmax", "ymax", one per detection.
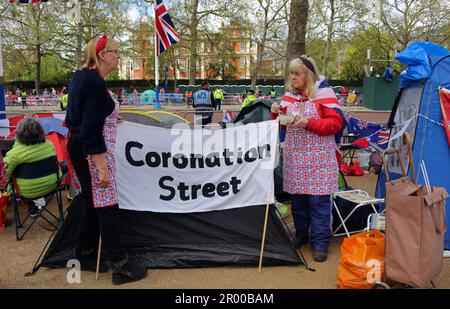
[
  {"xmin": 240, "ymin": 42, "xmax": 246, "ymax": 53},
  {"xmin": 240, "ymin": 57, "xmax": 246, "ymax": 67},
  {"xmin": 177, "ymin": 58, "xmax": 186, "ymax": 70},
  {"xmin": 134, "ymin": 60, "xmax": 140, "ymax": 70}
]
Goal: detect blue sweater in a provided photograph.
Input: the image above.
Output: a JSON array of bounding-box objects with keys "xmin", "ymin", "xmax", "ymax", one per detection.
[{"xmin": 65, "ymin": 68, "xmax": 114, "ymax": 154}]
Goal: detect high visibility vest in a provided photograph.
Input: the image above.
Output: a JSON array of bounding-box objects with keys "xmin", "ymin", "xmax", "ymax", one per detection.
[
  {"xmin": 61, "ymin": 94, "xmax": 69, "ymax": 108},
  {"xmin": 242, "ymin": 94, "xmax": 256, "ymax": 108}
]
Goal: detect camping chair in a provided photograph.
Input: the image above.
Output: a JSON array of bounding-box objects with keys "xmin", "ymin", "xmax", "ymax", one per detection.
[
  {"xmin": 333, "ymin": 189, "xmax": 385, "ymax": 237},
  {"xmin": 10, "ymin": 156, "xmax": 67, "ymax": 241},
  {"xmin": 332, "ymin": 170, "xmax": 385, "ymax": 237},
  {"xmin": 339, "ymin": 133, "xmax": 359, "ymax": 164}
]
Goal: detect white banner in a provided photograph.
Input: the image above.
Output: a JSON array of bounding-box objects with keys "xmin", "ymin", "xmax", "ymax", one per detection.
[{"xmin": 116, "ymin": 121, "xmax": 278, "ymax": 213}]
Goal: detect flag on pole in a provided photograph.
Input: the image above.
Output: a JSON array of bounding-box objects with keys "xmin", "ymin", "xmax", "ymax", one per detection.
[{"xmin": 155, "ymin": 0, "xmax": 180, "ymax": 56}]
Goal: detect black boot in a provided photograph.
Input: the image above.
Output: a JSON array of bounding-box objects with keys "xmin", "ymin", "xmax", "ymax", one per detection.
[
  {"xmin": 292, "ymin": 230, "xmax": 309, "ymax": 249},
  {"xmin": 110, "ymin": 256, "xmax": 148, "ymax": 285}
]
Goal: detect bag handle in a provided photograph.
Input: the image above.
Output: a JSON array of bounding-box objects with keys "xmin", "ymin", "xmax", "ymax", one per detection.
[
  {"xmin": 403, "ymin": 132, "xmax": 416, "ymax": 183},
  {"xmin": 382, "ymin": 133, "xmax": 416, "ymax": 184},
  {"xmin": 382, "ymin": 148, "xmax": 405, "ymax": 182}
]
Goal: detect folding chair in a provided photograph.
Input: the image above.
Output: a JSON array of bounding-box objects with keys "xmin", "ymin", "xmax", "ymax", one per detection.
[
  {"xmin": 10, "ymin": 156, "xmax": 67, "ymax": 241},
  {"xmin": 339, "ymin": 133, "xmax": 359, "ymax": 164},
  {"xmin": 332, "ymin": 189, "xmax": 384, "ymax": 237}
]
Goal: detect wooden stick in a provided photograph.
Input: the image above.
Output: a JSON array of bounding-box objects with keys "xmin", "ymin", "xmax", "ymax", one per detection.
[
  {"xmin": 258, "ymin": 203, "xmax": 271, "ymax": 273},
  {"xmin": 95, "ymin": 236, "xmax": 102, "ymax": 281}
]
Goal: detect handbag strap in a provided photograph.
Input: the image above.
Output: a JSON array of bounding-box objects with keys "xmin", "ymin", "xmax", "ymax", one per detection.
[{"xmin": 425, "ymin": 188, "xmax": 449, "ymax": 234}]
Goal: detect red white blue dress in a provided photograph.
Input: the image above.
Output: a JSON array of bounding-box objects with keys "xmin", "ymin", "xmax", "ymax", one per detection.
[
  {"xmin": 87, "ymin": 99, "xmax": 119, "ymax": 208},
  {"xmin": 283, "ymin": 98, "xmax": 338, "ymax": 195}
]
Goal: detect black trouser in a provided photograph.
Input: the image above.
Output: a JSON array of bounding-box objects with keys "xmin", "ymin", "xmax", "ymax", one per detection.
[
  {"xmin": 215, "ymin": 100, "xmax": 222, "ymax": 110},
  {"xmin": 67, "ymin": 135, "xmax": 126, "ymax": 263}
]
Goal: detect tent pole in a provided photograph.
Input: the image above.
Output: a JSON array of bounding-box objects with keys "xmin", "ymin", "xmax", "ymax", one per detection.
[
  {"xmin": 95, "ymin": 236, "xmax": 102, "ymax": 280},
  {"xmin": 258, "ymin": 203, "xmax": 270, "ymax": 273}
]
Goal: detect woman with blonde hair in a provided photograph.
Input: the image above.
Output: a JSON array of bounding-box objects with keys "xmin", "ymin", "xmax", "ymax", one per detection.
[
  {"xmin": 65, "ymin": 34, "xmax": 147, "ymax": 284},
  {"xmin": 271, "ymin": 55, "xmax": 343, "ymax": 262}
]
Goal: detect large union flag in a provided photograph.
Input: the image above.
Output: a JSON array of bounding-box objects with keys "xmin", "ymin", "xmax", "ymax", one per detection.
[{"xmin": 155, "ymin": 0, "xmax": 180, "ymax": 56}]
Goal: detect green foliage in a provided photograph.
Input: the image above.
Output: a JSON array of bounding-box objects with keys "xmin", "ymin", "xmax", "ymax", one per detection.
[{"xmin": 340, "ymin": 27, "xmax": 400, "ymax": 81}]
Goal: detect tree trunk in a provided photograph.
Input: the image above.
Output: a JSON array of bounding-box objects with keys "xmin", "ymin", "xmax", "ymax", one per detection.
[
  {"xmin": 35, "ymin": 43, "xmax": 41, "ymax": 93},
  {"xmin": 322, "ymin": 0, "xmax": 335, "ymax": 77},
  {"xmin": 285, "ymin": 0, "xmax": 309, "ymax": 79}
]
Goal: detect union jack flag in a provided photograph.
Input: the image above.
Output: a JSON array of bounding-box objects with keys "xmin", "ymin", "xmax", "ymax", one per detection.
[
  {"xmin": 356, "ymin": 119, "xmax": 369, "ymax": 129},
  {"xmin": 155, "ymin": 0, "xmax": 180, "ymax": 56},
  {"xmin": 222, "ymin": 110, "xmax": 236, "ymax": 123},
  {"xmin": 352, "ymin": 128, "xmax": 390, "ymax": 150}
]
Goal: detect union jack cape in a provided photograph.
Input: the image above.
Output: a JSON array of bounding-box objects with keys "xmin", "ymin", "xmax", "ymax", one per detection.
[{"xmin": 279, "ymin": 77, "xmax": 346, "ymax": 145}]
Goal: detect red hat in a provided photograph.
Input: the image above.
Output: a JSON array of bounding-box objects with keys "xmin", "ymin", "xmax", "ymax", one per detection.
[{"xmin": 96, "ymin": 34, "xmax": 108, "ymax": 55}]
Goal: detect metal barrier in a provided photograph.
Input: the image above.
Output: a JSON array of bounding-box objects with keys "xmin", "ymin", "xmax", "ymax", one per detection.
[{"xmin": 5, "ymin": 95, "xmax": 62, "ymax": 107}]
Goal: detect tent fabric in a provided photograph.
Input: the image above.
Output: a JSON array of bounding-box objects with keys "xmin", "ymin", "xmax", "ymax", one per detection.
[
  {"xmin": 230, "ymin": 99, "xmax": 273, "ymax": 125},
  {"xmin": 376, "ymin": 42, "xmax": 450, "ymax": 249},
  {"xmin": 38, "ymin": 109, "xmax": 301, "ymax": 270},
  {"xmin": 40, "ymin": 197, "xmax": 302, "ymax": 269},
  {"xmin": 396, "ymin": 41, "xmax": 450, "ymax": 88},
  {"xmin": 140, "ymin": 90, "xmax": 156, "ymax": 105},
  {"xmin": 38, "ymin": 117, "xmax": 68, "ymax": 136},
  {"xmin": 119, "ymin": 110, "xmax": 190, "ymax": 128}
]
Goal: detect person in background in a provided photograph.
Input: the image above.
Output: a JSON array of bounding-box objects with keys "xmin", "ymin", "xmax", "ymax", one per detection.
[
  {"xmin": 60, "ymin": 89, "xmax": 69, "ymax": 111},
  {"xmin": 3, "ymin": 118, "xmax": 60, "ymax": 217},
  {"xmin": 65, "ymin": 34, "xmax": 147, "ymax": 285},
  {"xmin": 185, "ymin": 90, "xmax": 193, "ymax": 108},
  {"xmin": 21, "ymin": 90, "xmax": 28, "ymax": 109},
  {"xmin": 270, "ymin": 87, "xmax": 277, "ymax": 98},
  {"xmin": 213, "ymin": 88, "xmax": 224, "ymax": 110},
  {"xmin": 270, "ymin": 55, "xmax": 342, "ymax": 262},
  {"xmin": 241, "ymin": 89, "xmax": 257, "ymax": 108},
  {"xmin": 193, "ymin": 81, "xmax": 214, "ymax": 127}
]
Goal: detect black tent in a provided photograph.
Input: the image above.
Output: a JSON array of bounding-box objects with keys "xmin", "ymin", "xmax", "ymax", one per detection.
[
  {"xmin": 39, "ymin": 196, "xmax": 303, "ymax": 269},
  {"xmin": 36, "ymin": 112, "xmax": 304, "ymax": 271}
]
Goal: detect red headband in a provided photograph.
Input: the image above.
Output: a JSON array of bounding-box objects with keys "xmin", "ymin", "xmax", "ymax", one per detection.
[{"xmin": 96, "ymin": 34, "xmax": 108, "ymax": 55}]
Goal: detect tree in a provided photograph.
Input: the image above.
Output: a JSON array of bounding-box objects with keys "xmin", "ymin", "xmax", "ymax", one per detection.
[
  {"xmin": 378, "ymin": 0, "xmax": 450, "ymax": 50},
  {"xmin": 340, "ymin": 27, "xmax": 399, "ymax": 80},
  {"xmin": 0, "ymin": 2, "xmax": 64, "ymax": 91},
  {"xmin": 285, "ymin": 0, "xmax": 308, "ymax": 78},
  {"xmin": 249, "ymin": 0, "xmax": 290, "ymax": 87},
  {"xmin": 308, "ymin": 0, "xmax": 368, "ymax": 77},
  {"xmin": 204, "ymin": 32, "xmax": 238, "ymax": 81},
  {"xmin": 168, "ymin": 0, "xmax": 245, "ymax": 85}
]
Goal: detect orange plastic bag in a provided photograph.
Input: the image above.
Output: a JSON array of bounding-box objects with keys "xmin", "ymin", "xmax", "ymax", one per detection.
[{"xmin": 337, "ymin": 230, "xmax": 385, "ymax": 289}]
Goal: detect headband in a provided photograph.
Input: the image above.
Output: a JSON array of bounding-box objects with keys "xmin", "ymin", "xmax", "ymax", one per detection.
[
  {"xmin": 96, "ymin": 34, "xmax": 108, "ymax": 55},
  {"xmin": 299, "ymin": 56, "xmax": 315, "ymax": 74}
]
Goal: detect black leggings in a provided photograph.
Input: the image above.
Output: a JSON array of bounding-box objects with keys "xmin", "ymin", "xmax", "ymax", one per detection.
[{"xmin": 67, "ymin": 136, "xmax": 126, "ymax": 263}]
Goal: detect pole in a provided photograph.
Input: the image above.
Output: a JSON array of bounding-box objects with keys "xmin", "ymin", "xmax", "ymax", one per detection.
[
  {"xmin": 153, "ymin": 0, "xmax": 161, "ymax": 109},
  {"xmin": 0, "ymin": 31, "xmax": 5, "ymax": 120},
  {"xmin": 95, "ymin": 236, "xmax": 102, "ymax": 280},
  {"xmin": 75, "ymin": 0, "xmax": 82, "ymax": 70},
  {"xmin": 258, "ymin": 203, "xmax": 271, "ymax": 273}
]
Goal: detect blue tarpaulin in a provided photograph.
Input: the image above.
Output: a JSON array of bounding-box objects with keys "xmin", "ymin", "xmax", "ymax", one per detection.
[{"xmin": 396, "ymin": 41, "xmax": 450, "ymax": 88}]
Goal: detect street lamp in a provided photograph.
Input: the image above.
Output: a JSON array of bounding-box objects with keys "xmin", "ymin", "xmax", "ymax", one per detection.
[{"xmin": 63, "ymin": 0, "xmax": 83, "ymax": 69}]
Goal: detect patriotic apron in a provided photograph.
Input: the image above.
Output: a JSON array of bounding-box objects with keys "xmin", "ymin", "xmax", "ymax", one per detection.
[
  {"xmin": 283, "ymin": 98, "xmax": 338, "ymax": 195},
  {"xmin": 87, "ymin": 99, "xmax": 120, "ymax": 208}
]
